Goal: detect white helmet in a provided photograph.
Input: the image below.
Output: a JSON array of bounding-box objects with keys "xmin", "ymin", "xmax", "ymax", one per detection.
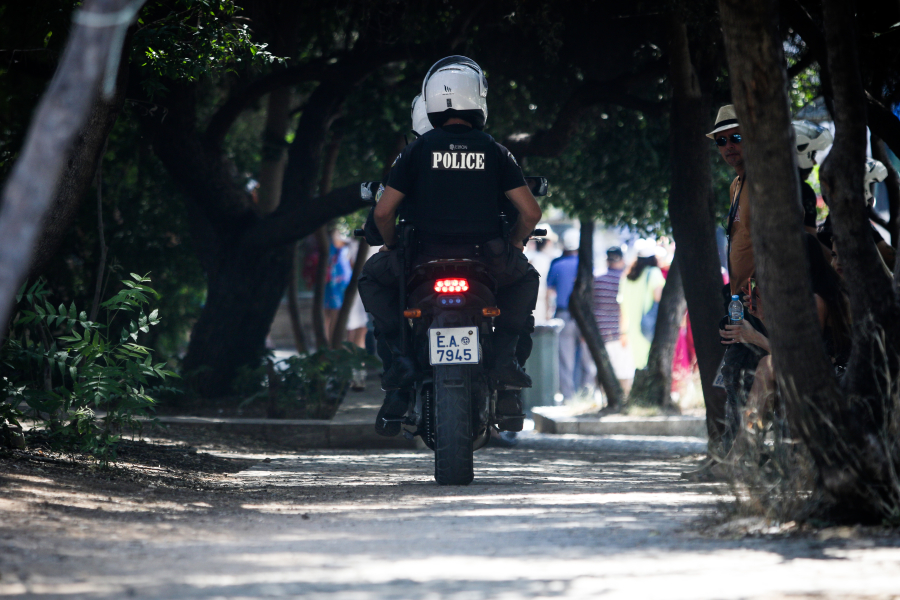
[
  {"xmin": 422, "ymin": 56, "xmax": 488, "ymax": 129},
  {"xmin": 792, "ymin": 120, "xmax": 833, "ymax": 169},
  {"xmin": 864, "ymin": 158, "xmax": 888, "ymax": 206},
  {"xmin": 411, "ymin": 94, "xmax": 433, "ymax": 137}
]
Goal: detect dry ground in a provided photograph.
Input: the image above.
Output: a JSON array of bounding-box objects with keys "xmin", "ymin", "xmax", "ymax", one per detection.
[{"xmin": 1, "ymin": 428, "xmax": 900, "ymax": 599}]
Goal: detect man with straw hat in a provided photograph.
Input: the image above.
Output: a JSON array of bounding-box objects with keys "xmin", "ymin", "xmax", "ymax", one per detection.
[
  {"xmin": 683, "ymin": 105, "xmax": 763, "ymax": 480},
  {"xmin": 707, "ymin": 104, "xmax": 753, "ymax": 297},
  {"xmin": 710, "ymin": 104, "xmax": 769, "ymax": 463}
]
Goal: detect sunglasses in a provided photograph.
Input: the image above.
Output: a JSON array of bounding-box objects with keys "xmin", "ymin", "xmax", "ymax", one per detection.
[{"xmin": 715, "ymin": 134, "xmax": 742, "ymax": 147}]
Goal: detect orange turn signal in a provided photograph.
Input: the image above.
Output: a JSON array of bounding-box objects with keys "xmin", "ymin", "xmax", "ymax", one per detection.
[
  {"xmin": 403, "ymin": 309, "xmax": 422, "ymax": 318},
  {"xmin": 482, "ymin": 307, "xmax": 501, "ymax": 317}
]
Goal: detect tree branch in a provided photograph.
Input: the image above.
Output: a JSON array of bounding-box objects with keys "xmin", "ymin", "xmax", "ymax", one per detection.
[
  {"xmin": 782, "ymin": 1, "xmax": 900, "ymax": 163},
  {"xmin": 203, "ymin": 58, "xmax": 333, "ymax": 148},
  {"xmin": 140, "ymin": 82, "xmax": 252, "ymax": 221},
  {"xmin": 503, "ymin": 65, "xmax": 668, "ymax": 159},
  {"xmin": 202, "ymin": 1, "xmax": 481, "ymax": 150},
  {"xmin": 244, "ymin": 184, "xmax": 366, "ymax": 248}
]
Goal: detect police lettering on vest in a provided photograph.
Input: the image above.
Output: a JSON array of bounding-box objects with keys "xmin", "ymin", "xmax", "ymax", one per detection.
[
  {"xmin": 431, "ymin": 151, "xmax": 486, "ymax": 170},
  {"xmin": 385, "ymin": 124, "xmax": 527, "ymax": 239}
]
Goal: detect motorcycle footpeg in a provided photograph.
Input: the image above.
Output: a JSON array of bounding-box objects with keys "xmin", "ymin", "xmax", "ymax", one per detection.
[{"xmin": 496, "ymin": 384, "xmax": 524, "ymax": 391}]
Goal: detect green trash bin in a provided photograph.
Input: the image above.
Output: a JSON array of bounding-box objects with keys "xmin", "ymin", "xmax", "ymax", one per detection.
[{"xmin": 521, "ymin": 319, "xmax": 565, "ymax": 415}]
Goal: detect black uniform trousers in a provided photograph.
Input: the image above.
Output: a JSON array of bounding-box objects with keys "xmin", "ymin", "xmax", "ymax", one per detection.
[{"xmin": 358, "ymin": 238, "xmax": 539, "ymax": 362}]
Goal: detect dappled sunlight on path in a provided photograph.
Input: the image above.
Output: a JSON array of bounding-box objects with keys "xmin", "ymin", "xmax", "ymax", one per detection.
[{"xmin": 2, "ymin": 434, "xmax": 900, "ymax": 599}]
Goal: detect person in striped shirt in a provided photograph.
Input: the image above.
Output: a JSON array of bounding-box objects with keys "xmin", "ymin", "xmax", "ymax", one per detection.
[{"xmin": 593, "ymin": 246, "xmax": 634, "ymax": 393}]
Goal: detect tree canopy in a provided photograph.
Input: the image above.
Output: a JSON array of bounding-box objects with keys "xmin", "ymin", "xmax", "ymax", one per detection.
[{"xmin": 5, "ymin": 0, "xmax": 900, "ymax": 407}]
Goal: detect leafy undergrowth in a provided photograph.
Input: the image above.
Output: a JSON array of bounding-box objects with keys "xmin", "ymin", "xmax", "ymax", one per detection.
[{"xmin": 0, "ymin": 275, "xmax": 176, "ymax": 464}]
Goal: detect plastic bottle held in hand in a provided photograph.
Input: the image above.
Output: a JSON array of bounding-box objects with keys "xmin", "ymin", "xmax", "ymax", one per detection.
[{"xmin": 729, "ymin": 294, "xmax": 744, "ymax": 325}]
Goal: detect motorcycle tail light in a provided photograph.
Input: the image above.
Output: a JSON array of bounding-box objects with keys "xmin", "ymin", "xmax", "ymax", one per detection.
[{"xmin": 434, "ymin": 278, "xmax": 469, "ymax": 293}]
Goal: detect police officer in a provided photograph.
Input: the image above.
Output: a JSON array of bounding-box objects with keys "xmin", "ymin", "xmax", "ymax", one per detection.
[{"xmin": 358, "ymin": 56, "xmax": 542, "ymax": 435}]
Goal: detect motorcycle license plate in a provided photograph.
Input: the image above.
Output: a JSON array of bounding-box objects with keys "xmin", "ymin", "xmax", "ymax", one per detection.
[{"xmin": 429, "ymin": 327, "xmax": 479, "ymax": 365}]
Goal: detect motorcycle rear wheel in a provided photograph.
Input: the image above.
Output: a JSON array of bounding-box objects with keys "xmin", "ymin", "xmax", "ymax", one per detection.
[{"xmin": 433, "ymin": 364, "xmax": 474, "ymax": 485}]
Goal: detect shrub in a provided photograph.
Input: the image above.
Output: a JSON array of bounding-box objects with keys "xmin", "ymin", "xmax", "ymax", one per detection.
[
  {"xmin": 0, "ymin": 275, "xmax": 177, "ymax": 463},
  {"xmin": 239, "ymin": 344, "xmax": 376, "ymax": 419}
]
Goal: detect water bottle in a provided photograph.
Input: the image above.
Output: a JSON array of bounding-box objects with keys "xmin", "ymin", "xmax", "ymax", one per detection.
[{"xmin": 728, "ymin": 294, "xmax": 744, "ymax": 325}]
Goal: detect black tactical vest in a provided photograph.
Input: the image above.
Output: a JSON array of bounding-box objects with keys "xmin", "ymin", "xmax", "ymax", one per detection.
[{"xmin": 405, "ymin": 127, "xmax": 504, "ymax": 241}]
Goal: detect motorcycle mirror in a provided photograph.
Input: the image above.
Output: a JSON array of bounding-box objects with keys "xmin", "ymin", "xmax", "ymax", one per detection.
[
  {"xmin": 524, "ymin": 176, "xmax": 549, "ymax": 197},
  {"xmin": 360, "ymin": 181, "xmax": 381, "ymax": 205}
]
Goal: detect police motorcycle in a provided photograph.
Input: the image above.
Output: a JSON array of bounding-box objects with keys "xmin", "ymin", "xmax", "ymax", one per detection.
[{"xmin": 355, "ymin": 177, "xmax": 548, "ymax": 486}]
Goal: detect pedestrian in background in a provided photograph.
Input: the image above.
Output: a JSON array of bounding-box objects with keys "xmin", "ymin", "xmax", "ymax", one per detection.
[
  {"xmin": 593, "ymin": 246, "xmax": 634, "ymax": 394},
  {"xmin": 346, "ymin": 240, "xmax": 375, "ymax": 391},
  {"xmin": 548, "ymin": 228, "xmax": 596, "ymax": 400},
  {"xmin": 324, "ymin": 229, "xmax": 352, "ymax": 344},
  {"xmin": 617, "ymin": 240, "xmax": 665, "ymax": 372}
]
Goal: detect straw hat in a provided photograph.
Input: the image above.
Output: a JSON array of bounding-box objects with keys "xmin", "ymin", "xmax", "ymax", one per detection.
[{"xmin": 706, "ymin": 104, "xmax": 739, "ymax": 139}]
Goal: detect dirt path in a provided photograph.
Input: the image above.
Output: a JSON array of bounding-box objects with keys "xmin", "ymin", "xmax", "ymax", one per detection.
[{"xmin": 2, "ymin": 432, "xmax": 900, "ymax": 599}]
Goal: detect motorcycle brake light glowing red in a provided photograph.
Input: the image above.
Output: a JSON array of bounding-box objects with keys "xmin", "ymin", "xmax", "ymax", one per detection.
[{"xmin": 434, "ymin": 278, "xmax": 469, "ymax": 293}]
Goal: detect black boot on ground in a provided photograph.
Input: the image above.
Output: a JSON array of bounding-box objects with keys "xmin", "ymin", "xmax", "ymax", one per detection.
[
  {"xmin": 489, "ymin": 330, "xmax": 532, "ymax": 388},
  {"xmin": 375, "ymin": 390, "xmax": 409, "ymax": 437},
  {"xmin": 496, "ymin": 389, "xmax": 525, "ymax": 432},
  {"xmin": 380, "ymin": 338, "xmax": 416, "ymax": 391}
]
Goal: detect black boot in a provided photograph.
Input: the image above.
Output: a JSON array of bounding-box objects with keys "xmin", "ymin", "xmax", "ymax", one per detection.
[
  {"xmin": 380, "ymin": 337, "xmax": 416, "ymax": 391},
  {"xmin": 496, "ymin": 389, "xmax": 525, "ymax": 432},
  {"xmin": 375, "ymin": 390, "xmax": 409, "ymax": 437},
  {"xmin": 489, "ymin": 329, "xmax": 532, "ymax": 388}
]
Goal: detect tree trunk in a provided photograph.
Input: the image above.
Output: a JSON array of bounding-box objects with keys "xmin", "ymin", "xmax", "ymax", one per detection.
[
  {"xmin": 719, "ymin": 0, "xmax": 893, "ymax": 517},
  {"xmin": 311, "ymin": 132, "xmax": 344, "ymax": 349},
  {"xmin": 28, "ymin": 60, "xmax": 129, "ymax": 278},
  {"xmin": 630, "ymin": 253, "xmax": 686, "ymax": 406},
  {"xmin": 287, "ymin": 241, "xmax": 307, "ymax": 354},
  {"xmin": 88, "ymin": 148, "xmax": 108, "ymax": 323},
  {"xmin": 870, "ymin": 136, "xmax": 900, "ymax": 249},
  {"xmin": 174, "ymin": 86, "xmax": 347, "ymax": 393},
  {"xmin": 255, "ymin": 87, "xmax": 292, "ymax": 215},
  {"xmin": 568, "ymin": 220, "xmax": 625, "ymax": 409},
  {"xmin": 312, "ymin": 226, "xmax": 330, "ymax": 348},
  {"xmin": 0, "ymin": 0, "xmax": 141, "ymax": 337},
  {"xmin": 820, "ymin": 0, "xmax": 900, "ymax": 399},
  {"xmin": 331, "ymin": 238, "xmax": 368, "ymax": 349},
  {"xmin": 324, "ymin": 137, "xmax": 401, "ymax": 348},
  {"xmin": 182, "ymin": 243, "xmax": 293, "ymax": 397},
  {"xmin": 667, "ymin": 14, "xmax": 729, "ymax": 446}
]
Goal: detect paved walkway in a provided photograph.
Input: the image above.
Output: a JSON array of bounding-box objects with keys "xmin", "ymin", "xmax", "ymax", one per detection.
[{"xmin": 3, "ymin": 434, "xmax": 900, "ymax": 598}]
